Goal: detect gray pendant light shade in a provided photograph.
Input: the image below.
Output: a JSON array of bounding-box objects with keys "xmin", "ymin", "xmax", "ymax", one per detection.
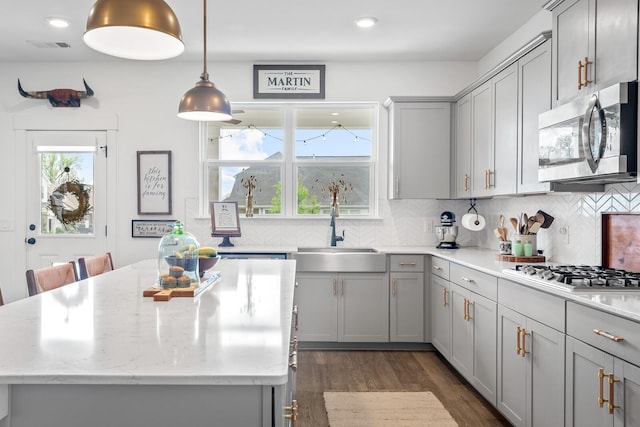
[
  {"xmin": 177, "ymin": 0, "xmax": 232, "ymax": 121},
  {"xmin": 84, "ymin": 0, "xmax": 184, "ymax": 60}
]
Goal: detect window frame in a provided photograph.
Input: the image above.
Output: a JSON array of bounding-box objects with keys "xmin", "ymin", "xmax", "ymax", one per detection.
[{"xmin": 199, "ymin": 102, "xmax": 379, "ymax": 218}]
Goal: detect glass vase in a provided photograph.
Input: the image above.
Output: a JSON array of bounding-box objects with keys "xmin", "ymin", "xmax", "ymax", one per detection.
[{"xmin": 156, "ymin": 221, "xmax": 200, "ymax": 288}]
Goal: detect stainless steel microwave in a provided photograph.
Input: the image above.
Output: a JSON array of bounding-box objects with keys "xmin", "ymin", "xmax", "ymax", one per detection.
[{"xmin": 538, "ymin": 81, "xmax": 638, "ymax": 183}]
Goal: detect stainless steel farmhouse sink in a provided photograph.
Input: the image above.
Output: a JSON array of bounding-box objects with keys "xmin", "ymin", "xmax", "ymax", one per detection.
[{"xmin": 294, "ymin": 247, "xmax": 387, "ymax": 272}]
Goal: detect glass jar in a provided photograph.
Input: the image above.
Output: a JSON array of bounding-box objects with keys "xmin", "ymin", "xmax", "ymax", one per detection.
[{"xmin": 156, "ymin": 221, "xmax": 200, "ymax": 288}]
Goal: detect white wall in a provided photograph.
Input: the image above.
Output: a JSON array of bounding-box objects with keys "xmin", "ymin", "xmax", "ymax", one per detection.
[{"xmin": 0, "ymin": 59, "xmax": 476, "ymax": 303}]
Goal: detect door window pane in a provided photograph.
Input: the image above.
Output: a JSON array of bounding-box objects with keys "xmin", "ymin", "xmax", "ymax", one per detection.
[{"xmin": 39, "ymin": 151, "xmax": 94, "ymax": 235}]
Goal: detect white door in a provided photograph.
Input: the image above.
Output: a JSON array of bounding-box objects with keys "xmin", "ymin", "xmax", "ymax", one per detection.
[{"xmin": 25, "ymin": 130, "xmax": 108, "ymax": 270}]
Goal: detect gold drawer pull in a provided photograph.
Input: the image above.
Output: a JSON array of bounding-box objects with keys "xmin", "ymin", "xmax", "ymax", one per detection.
[
  {"xmin": 608, "ymin": 375, "xmax": 620, "ymax": 414},
  {"xmin": 399, "ymin": 262, "xmax": 417, "ymax": 266},
  {"xmin": 442, "ymin": 288, "xmax": 448, "ymax": 307},
  {"xmin": 594, "ymin": 329, "xmax": 624, "ymax": 342},
  {"xmin": 598, "ymin": 368, "xmax": 607, "ymax": 407},
  {"xmin": 516, "ymin": 326, "xmax": 522, "ymax": 355},
  {"xmin": 520, "ymin": 329, "xmax": 530, "ymax": 357},
  {"xmin": 433, "ymin": 265, "xmax": 443, "ymax": 271},
  {"xmin": 461, "ymin": 276, "xmax": 474, "ymax": 283}
]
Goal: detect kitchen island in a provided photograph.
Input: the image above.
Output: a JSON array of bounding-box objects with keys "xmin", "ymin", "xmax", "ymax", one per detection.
[{"xmin": 0, "ymin": 259, "xmax": 297, "ymax": 427}]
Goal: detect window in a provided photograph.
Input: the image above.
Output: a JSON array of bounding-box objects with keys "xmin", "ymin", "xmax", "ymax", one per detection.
[{"xmin": 203, "ymin": 103, "xmax": 377, "ymax": 217}]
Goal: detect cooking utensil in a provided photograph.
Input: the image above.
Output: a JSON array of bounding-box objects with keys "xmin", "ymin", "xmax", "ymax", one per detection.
[
  {"xmin": 536, "ymin": 210, "xmax": 555, "ymax": 228},
  {"xmin": 494, "ymin": 228, "xmax": 504, "ymax": 241},
  {"xmin": 510, "ymin": 217, "xmax": 519, "ymax": 233},
  {"xmin": 528, "ymin": 222, "xmax": 541, "ymax": 234}
]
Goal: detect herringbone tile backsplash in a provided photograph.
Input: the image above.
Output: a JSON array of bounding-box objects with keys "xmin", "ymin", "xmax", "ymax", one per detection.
[{"xmin": 185, "ymin": 181, "xmax": 640, "ymax": 265}]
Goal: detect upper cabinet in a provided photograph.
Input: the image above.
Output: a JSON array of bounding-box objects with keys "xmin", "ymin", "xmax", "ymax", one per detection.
[
  {"xmin": 386, "ymin": 98, "xmax": 451, "ymax": 199},
  {"xmin": 517, "ymin": 39, "xmax": 552, "ymax": 194},
  {"xmin": 551, "ymin": 0, "xmax": 638, "ymax": 105}
]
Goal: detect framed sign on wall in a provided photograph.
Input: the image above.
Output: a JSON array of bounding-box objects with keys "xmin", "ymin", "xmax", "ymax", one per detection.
[
  {"xmin": 131, "ymin": 220, "xmax": 175, "ymax": 238},
  {"xmin": 253, "ymin": 64, "xmax": 325, "ymax": 99},
  {"xmin": 137, "ymin": 150, "xmax": 172, "ymax": 215}
]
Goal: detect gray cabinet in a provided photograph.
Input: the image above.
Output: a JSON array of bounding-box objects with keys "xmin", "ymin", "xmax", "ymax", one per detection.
[
  {"xmin": 565, "ymin": 301, "xmax": 640, "ymax": 426},
  {"xmin": 448, "ymin": 264, "xmax": 498, "ymax": 406},
  {"xmin": 385, "ymin": 98, "xmax": 451, "ymax": 199},
  {"xmin": 389, "ymin": 255, "xmax": 425, "ymax": 343},
  {"xmin": 294, "ymin": 272, "xmax": 389, "ymax": 342},
  {"xmin": 496, "ymin": 279, "xmax": 565, "ymax": 427},
  {"xmin": 517, "ymin": 39, "xmax": 552, "ymax": 194},
  {"xmin": 454, "ymin": 94, "xmax": 472, "ymax": 197},
  {"xmin": 470, "ymin": 80, "xmax": 494, "ymax": 197},
  {"xmin": 430, "ymin": 273, "xmax": 451, "ymax": 358},
  {"xmin": 492, "ymin": 63, "xmax": 519, "ymax": 196},
  {"xmin": 551, "ymin": 0, "xmax": 638, "ymax": 105}
]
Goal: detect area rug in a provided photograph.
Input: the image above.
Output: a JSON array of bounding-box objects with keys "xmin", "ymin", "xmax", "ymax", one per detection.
[{"xmin": 324, "ymin": 391, "xmax": 459, "ymax": 427}]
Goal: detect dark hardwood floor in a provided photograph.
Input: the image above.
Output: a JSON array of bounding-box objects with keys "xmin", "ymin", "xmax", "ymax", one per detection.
[{"xmin": 296, "ymin": 350, "xmax": 511, "ymax": 427}]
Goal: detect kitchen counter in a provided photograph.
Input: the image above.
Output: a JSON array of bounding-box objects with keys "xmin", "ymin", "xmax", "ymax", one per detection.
[{"xmin": 0, "ymin": 258, "xmax": 297, "ymax": 427}]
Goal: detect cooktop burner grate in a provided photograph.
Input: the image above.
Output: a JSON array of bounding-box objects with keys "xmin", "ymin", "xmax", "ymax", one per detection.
[{"xmin": 507, "ymin": 264, "xmax": 640, "ymax": 291}]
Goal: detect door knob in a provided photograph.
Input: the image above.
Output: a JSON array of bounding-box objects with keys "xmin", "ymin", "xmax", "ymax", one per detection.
[{"xmin": 26, "ymin": 237, "xmax": 36, "ymax": 245}]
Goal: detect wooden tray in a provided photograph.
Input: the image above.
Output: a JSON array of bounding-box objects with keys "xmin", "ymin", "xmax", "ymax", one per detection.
[
  {"xmin": 496, "ymin": 254, "xmax": 546, "ymax": 263},
  {"xmin": 143, "ymin": 271, "xmax": 221, "ymax": 301}
]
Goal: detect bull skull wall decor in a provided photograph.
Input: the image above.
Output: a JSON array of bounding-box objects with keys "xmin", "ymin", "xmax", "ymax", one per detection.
[{"xmin": 18, "ymin": 79, "xmax": 94, "ymax": 107}]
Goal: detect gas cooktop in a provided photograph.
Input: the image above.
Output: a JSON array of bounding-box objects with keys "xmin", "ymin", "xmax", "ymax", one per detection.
[{"xmin": 502, "ymin": 264, "xmax": 640, "ymax": 292}]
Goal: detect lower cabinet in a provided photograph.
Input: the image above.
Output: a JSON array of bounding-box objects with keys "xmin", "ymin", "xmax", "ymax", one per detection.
[
  {"xmin": 449, "ymin": 282, "xmax": 497, "ymax": 405},
  {"xmin": 295, "ymin": 272, "xmax": 389, "ymax": 342},
  {"xmin": 565, "ymin": 336, "xmax": 640, "ymax": 427},
  {"xmin": 389, "ymin": 255, "xmax": 425, "ymax": 343},
  {"xmin": 497, "ymin": 305, "xmax": 565, "ymax": 427},
  {"xmin": 430, "ymin": 274, "xmax": 451, "ymax": 358}
]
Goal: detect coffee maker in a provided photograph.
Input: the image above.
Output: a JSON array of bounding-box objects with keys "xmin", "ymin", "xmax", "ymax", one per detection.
[{"xmin": 435, "ymin": 211, "xmax": 459, "ymax": 249}]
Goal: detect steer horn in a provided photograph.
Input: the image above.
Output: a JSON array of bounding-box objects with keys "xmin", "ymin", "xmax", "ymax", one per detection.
[{"xmin": 18, "ymin": 79, "xmax": 94, "ymax": 107}]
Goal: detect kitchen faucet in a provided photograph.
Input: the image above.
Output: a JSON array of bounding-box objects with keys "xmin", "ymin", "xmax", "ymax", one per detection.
[{"xmin": 330, "ymin": 206, "xmax": 344, "ymax": 246}]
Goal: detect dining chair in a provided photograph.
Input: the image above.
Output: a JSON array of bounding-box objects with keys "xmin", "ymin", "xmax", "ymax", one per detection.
[
  {"xmin": 26, "ymin": 262, "xmax": 79, "ymax": 297},
  {"xmin": 77, "ymin": 252, "xmax": 114, "ymax": 280}
]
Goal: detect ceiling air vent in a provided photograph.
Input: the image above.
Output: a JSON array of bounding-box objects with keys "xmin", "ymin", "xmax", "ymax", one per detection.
[{"xmin": 26, "ymin": 40, "xmax": 71, "ymax": 48}]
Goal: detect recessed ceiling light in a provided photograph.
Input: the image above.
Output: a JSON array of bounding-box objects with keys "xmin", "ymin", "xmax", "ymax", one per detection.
[
  {"xmin": 47, "ymin": 17, "xmax": 70, "ymax": 28},
  {"xmin": 355, "ymin": 17, "xmax": 378, "ymax": 28}
]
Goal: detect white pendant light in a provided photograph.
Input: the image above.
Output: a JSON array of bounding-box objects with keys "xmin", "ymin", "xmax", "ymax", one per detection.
[
  {"xmin": 177, "ymin": 0, "xmax": 231, "ymax": 121},
  {"xmin": 84, "ymin": 0, "xmax": 184, "ymax": 60}
]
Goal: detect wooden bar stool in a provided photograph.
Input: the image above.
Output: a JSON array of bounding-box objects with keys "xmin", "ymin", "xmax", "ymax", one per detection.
[
  {"xmin": 25, "ymin": 262, "xmax": 79, "ymax": 297},
  {"xmin": 77, "ymin": 252, "xmax": 114, "ymax": 280}
]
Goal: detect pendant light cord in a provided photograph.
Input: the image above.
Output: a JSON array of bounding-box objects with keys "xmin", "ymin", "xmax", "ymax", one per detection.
[{"xmin": 202, "ymin": 0, "xmax": 209, "ymax": 80}]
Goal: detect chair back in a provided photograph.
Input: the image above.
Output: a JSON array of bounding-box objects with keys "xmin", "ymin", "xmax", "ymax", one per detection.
[
  {"xmin": 78, "ymin": 252, "xmax": 114, "ymax": 280},
  {"xmin": 26, "ymin": 262, "xmax": 78, "ymax": 296}
]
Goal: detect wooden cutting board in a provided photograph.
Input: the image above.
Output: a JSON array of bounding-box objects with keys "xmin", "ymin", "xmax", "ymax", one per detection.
[
  {"xmin": 496, "ymin": 255, "xmax": 545, "ymax": 263},
  {"xmin": 602, "ymin": 213, "xmax": 640, "ymax": 271},
  {"xmin": 143, "ymin": 271, "xmax": 221, "ymax": 301}
]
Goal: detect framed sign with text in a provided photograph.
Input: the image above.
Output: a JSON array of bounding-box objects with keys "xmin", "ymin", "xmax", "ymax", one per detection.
[
  {"xmin": 137, "ymin": 150, "xmax": 172, "ymax": 215},
  {"xmin": 131, "ymin": 220, "xmax": 176, "ymax": 238},
  {"xmin": 253, "ymin": 64, "xmax": 325, "ymax": 99}
]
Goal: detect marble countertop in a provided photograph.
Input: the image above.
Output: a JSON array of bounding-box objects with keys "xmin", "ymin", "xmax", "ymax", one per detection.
[{"xmin": 0, "ymin": 259, "xmax": 296, "ymax": 386}]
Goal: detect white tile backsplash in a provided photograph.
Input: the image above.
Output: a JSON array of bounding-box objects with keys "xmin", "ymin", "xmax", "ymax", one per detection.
[{"xmin": 185, "ymin": 181, "xmax": 640, "ymax": 264}]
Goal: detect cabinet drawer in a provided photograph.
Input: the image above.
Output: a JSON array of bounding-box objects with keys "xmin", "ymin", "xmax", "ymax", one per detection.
[
  {"xmin": 431, "ymin": 257, "xmax": 450, "ymax": 280},
  {"xmin": 498, "ymin": 278, "xmax": 565, "ymax": 332},
  {"xmin": 389, "ymin": 255, "xmax": 424, "ymax": 272},
  {"xmin": 567, "ymin": 302, "xmax": 640, "ymax": 365},
  {"xmin": 450, "ymin": 263, "xmax": 497, "ymax": 301}
]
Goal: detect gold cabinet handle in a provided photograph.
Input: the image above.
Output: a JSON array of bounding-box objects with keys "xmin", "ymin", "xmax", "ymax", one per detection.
[
  {"xmin": 516, "ymin": 326, "xmax": 522, "ymax": 355},
  {"xmin": 462, "ymin": 298, "xmax": 468, "ymax": 320},
  {"xmin": 466, "ymin": 299, "xmax": 473, "ymax": 320},
  {"xmin": 464, "ymin": 174, "xmax": 470, "ymax": 192},
  {"xmin": 290, "ymin": 336, "xmax": 298, "ymax": 353},
  {"xmin": 461, "ymin": 276, "xmax": 474, "ymax": 283},
  {"xmin": 442, "ymin": 288, "xmax": 448, "ymax": 307},
  {"xmin": 520, "ymin": 329, "xmax": 530, "ymax": 357},
  {"xmin": 433, "ymin": 265, "xmax": 443, "ymax": 271},
  {"xmin": 332, "ymin": 279, "xmax": 337, "ymax": 295},
  {"xmin": 289, "ymin": 351, "xmax": 298, "ymax": 372},
  {"xmin": 594, "ymin": 329, "xmax": 624, "ymax": 342},
  {"xmin": 608, "ymin": 375, "xmax": 620, "ymax": 414},
  {"xmin": 599, "ymin": 368, "xmax": 608, "ymax": 408},
  {"xmin": 340, "ymin": 279, "xmax": 344, "ymax": 296},
  {"xmin": 284, "ymin": 399, "xmax": 298, "ymax": 426},
  {"xmin": 392, "ymin": 279, "xmax": 397, "ymax": 296},
  {"xmin": 293, "ymin": 305, "xmax": 299, "ymax": 331},
  {"xmin": 578, "ymin": 59, "xmax": 584, "ymax": 89},
  {"xmin": 582, "ymin": 56, "xmax": 592, "ymax": 88},
  {"xmin": 486, "ymin": 169, "xmax": 494, "ymax": 189},
  {"xmin": 399, "ymin": 262, "xmax": 417, "ymax": 266}
]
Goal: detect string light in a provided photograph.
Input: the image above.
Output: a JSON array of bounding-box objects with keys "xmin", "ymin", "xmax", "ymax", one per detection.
[{"xmin": 208, "ymin": 123, "xmax": 371, "ymax": 144}]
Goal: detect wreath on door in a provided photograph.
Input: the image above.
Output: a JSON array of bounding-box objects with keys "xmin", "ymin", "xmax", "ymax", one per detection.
[{"xmin": 48, "ymin": 180, "xmax": 92, "ymax": 227}]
